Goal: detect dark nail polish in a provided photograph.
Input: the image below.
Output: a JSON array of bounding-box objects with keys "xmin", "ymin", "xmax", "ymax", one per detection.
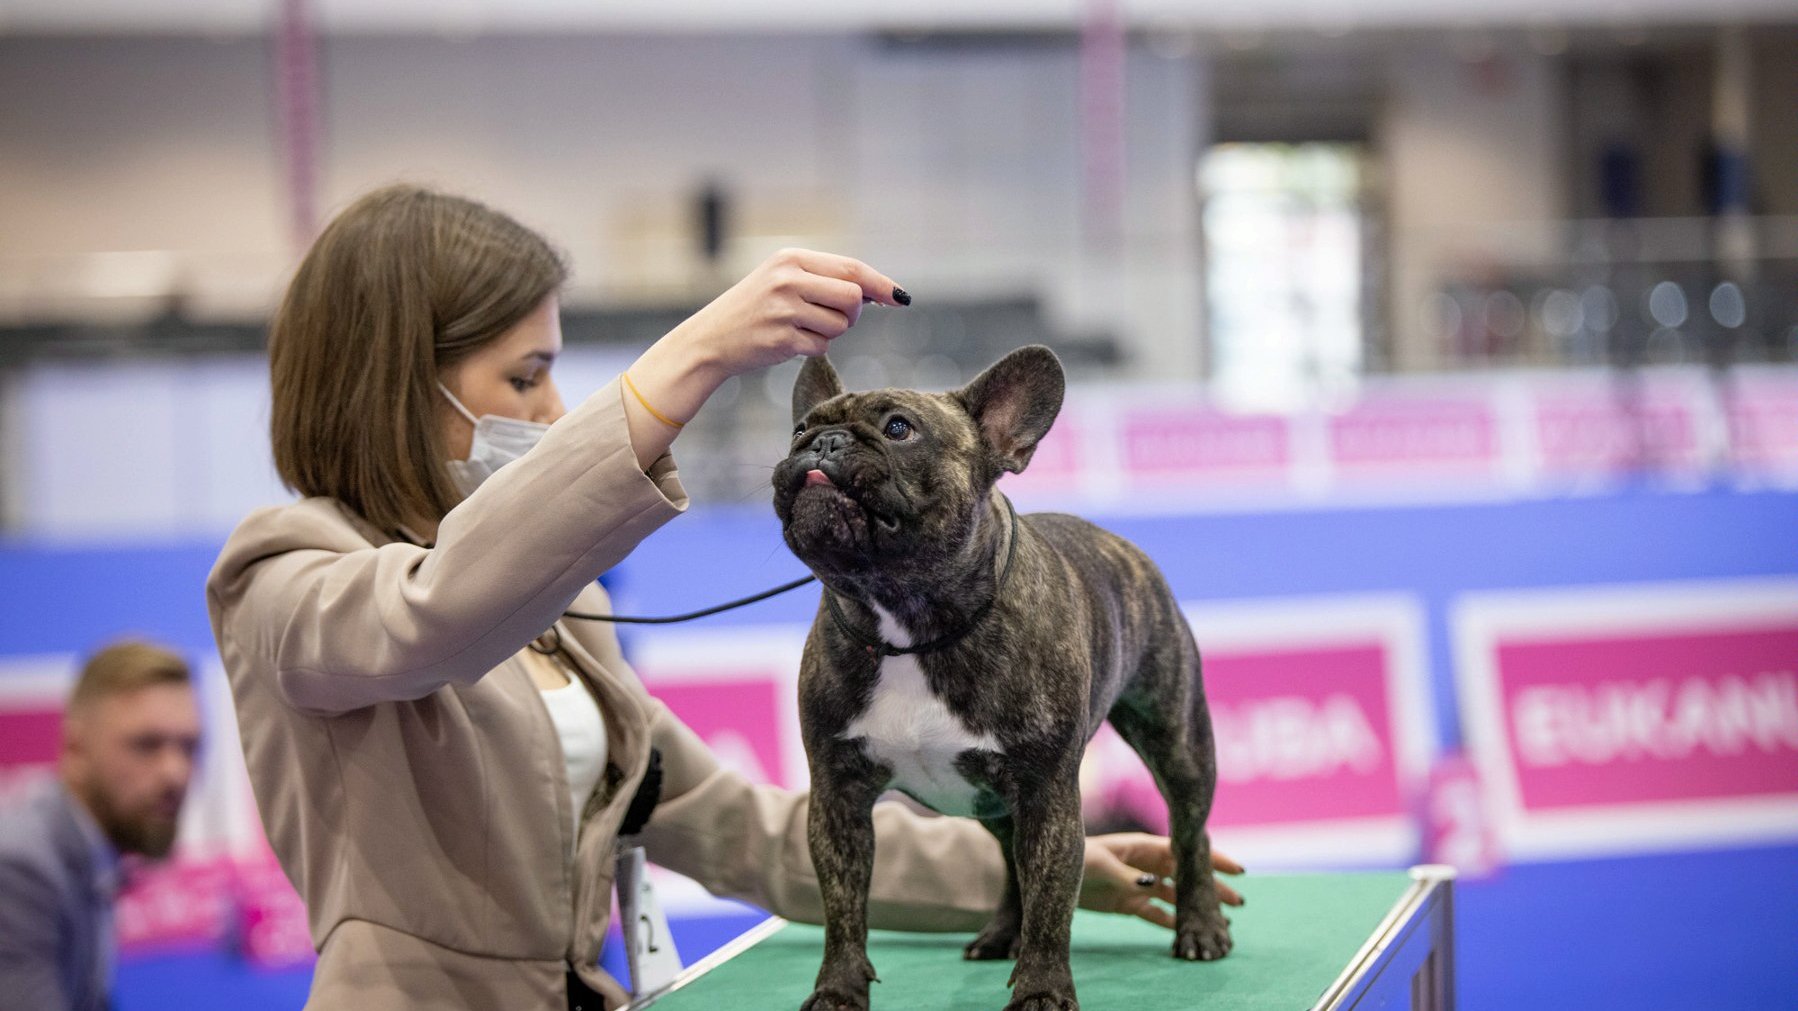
[{"xmin": 892, "ymin": 287, "xmax": 912, "ymax": 306}]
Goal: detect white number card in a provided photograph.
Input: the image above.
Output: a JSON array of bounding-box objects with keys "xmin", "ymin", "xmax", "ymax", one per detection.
[{"xmin": 616, "ymin": 844, "xmax": 682, "ymax": 995}]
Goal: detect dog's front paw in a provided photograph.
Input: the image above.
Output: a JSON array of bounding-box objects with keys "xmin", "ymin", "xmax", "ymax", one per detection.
[
  {"xmin": 1003, "ymin": 989, "xmax": 1078, "ymax": 1011},
  {"xmin": 799, "ymin": 986, "xmax": 869, "ymax": 1011},
  {"xmin": 801, "ymin": 956, "xmax": 877, "ymax": 1011},
  {"xmin": 1172, "ymin": 912, "xmax": 1233, "ymax": 962},
  {"xmin": 963, "ymin": 924, "xmax": 1022, "ymax": 961},
  {"xmin": 1004, "ymin": 965, "xmax": 1077, "ymax": 1011}
]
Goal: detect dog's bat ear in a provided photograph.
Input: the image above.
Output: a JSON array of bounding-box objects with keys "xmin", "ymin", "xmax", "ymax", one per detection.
[
  {"xmin": 792, "ymin": 355, "xmax": 846, "ymax": 426},
  {"xmin": 956, "ymin": 344, "xmax": 1065, "ymax": 475}
]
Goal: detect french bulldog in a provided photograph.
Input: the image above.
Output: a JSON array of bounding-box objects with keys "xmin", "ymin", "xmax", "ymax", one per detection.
[{"xmin": 771, "ymin": 345, "xmax": 1232, "ymax": 1011}]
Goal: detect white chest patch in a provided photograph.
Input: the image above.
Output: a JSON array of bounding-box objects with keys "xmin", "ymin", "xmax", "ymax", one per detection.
[{"xmin": 840, "ymin": 606, "xmax": 1003, "ymax": 817}]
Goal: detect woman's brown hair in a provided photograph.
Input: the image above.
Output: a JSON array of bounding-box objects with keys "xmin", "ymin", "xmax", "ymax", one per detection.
[{"xmin": 269, "ymin": 185, "xmax": 569, "ymax": 532}]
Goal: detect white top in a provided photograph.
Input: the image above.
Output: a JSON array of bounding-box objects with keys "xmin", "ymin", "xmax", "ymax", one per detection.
[{"xmin": 540, "ymin": 676, "xmax": 607, "ymax": 848}]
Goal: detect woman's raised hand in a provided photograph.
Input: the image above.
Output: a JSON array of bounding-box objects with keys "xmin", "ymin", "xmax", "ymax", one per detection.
[
  {"xmin": 621, "ymin": 248, "xmax": 907, "ymax": 468},
  {"xmin": 677, "ymin": 247, "xmax": 908, "ymax": 378}
]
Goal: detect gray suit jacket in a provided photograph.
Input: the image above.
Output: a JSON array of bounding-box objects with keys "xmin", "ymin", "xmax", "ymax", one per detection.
[{"xmin": 0, "ymin": 776, "xmax": 117, "ymax": 1011}]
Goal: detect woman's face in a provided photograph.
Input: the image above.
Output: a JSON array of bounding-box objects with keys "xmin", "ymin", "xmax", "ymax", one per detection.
[{"xmin": 438, "ymin": 296, "xmax": 567, "ymax": 461}]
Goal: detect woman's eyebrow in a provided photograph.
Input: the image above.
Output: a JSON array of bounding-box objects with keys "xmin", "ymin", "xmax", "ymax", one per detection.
[{"xmin": 520, "ymin": 350, "xmax": 556, "ymax": 365}]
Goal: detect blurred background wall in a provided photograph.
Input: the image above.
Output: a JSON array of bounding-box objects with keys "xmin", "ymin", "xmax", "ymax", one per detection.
[
  {"xmin": 5, "ymin": 13, "xmax": 1798, "ymax": 528},
  {"xmin": 1, "ymin": 1, "xmax": 1795, "ymax": 1009}
]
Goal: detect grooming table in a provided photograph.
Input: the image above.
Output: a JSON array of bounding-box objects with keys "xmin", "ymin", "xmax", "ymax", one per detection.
[{"xmin": 635, "ymin": 866, "xmax": 1456, "ymax": 1010}]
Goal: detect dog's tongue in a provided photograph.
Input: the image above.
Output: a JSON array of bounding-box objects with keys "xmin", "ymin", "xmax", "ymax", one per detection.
[{"xmin": 805, "ymin": 469, "xmax": 833, "ymax": 488}]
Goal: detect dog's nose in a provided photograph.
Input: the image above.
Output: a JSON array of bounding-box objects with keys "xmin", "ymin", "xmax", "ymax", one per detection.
[{"xmin": 810, "ymin": 430, "xmax": 851, "ymax": 458}]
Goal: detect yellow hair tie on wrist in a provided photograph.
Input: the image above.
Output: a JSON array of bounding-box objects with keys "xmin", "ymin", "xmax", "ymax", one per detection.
[{"xmin": 624, "ymin": 372, "xmax": 686, "ymax": 430}]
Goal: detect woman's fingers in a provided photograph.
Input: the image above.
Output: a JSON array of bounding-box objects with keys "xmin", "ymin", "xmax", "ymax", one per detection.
[
  {"xmin": 1132, "ymin": 869, "xmax": 1239, "ymax": 908},
  {"xmin": 1087, "ymin": 834, "xmax": 1247, "ymax": 916},
  {"xmin": 788, "ymin": 248, "xmax": 908, "ymax": 307},
  {"xmin": 1080, "ymin": 838, "xmax": 1246, "ymax": 926},
  {"xmin": 791, "ymin": 301, "xmax": 851, "ymax": 341},
  {"xmin": 1127, "ymin": 898, "xmax": 1177, "ymax": 930},
  {"xmin": 801, "ymin": 274, "xmax": 866, "ymax": 320},
  {"xmin": 1103, "ymin": 832, "xmax": 1178, "ymax": 879},
  {"xmin": 676, "ymin": 247, "xmax": 906, "ymax": 379},
  {"xmin": 793, "ymin": 332, "xmax": 832, "ymax": 358}
]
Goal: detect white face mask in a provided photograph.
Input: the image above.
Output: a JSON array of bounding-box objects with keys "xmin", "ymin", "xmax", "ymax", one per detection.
[{"xmin": 439, "ymin": 382, "xmax": 551, "ymax": 496}]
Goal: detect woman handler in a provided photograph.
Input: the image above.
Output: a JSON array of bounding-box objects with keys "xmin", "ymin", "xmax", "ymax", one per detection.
[{"xmin": 206, "ymin": 185, "xmax": 1242, "ymax": 1009}]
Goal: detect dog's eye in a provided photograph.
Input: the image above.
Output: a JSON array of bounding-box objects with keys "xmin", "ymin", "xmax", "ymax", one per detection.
[
  {"xmin": 793, "ymin": 422, "xmax": 807, "ymax": 438},
  {"xmin": 882, "ymin": 417, "xmax": 913, "ymax": 441}
]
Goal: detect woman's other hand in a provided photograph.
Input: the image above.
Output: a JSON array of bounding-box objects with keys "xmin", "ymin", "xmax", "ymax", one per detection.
[{"xmin": 1078, "ymin": 832, "xmax": 1245, "ymax": 929}]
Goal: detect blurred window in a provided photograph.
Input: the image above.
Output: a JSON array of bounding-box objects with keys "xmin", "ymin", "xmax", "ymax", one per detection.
[{"xmin": 1202, "ymin": 143, "xmax": 1367, "ymax": 411}]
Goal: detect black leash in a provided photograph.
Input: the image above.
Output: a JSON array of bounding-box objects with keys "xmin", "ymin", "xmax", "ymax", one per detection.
[
  {"xmin": 824, "ymin": 497, "xmax": 1020, "ymax": 658},
  {"xmin": 561, "ymin": 574, "xmax": 816, "ymax": 624},
  {"xmin": 479, "ymin": 498, "xmax": 1016, "ymax": 634},
  {"xmin": 391, "ymin": 523, "xmax": 821, "ymax": 627}
]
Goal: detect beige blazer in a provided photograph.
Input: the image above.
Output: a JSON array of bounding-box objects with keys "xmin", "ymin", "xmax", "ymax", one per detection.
[{"xmin": 207, "ymin": 377, "xmax": 1004, "ymax": 1010}]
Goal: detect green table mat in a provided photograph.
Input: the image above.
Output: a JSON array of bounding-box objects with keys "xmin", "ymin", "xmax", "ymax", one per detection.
[{"xmin": 649, "ymin": 872, "xmax": 1412, "ymax": 1010}]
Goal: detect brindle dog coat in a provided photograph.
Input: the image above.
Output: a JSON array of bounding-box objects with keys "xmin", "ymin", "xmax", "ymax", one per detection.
[{"xmin": 773, "ymin": 346, "xmax": 1232, "ymax": 1011}]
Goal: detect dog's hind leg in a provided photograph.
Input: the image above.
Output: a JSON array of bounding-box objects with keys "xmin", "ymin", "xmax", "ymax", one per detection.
[{"xmin": 1108, "ymin": 630, "xmax": 1234, "ymax": 962}]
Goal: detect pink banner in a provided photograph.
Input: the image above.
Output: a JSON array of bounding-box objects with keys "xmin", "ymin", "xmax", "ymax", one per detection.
[
  {"xmin": 0, "ymin": 703, "xmax": 65, "ymax": 802},
  {"xmin": 1120, "ymin": 408, "xmax": 1290, "ymax": 485},
  {"xmin": 113, "ymin": 848, "xmax": 314, "ymax": 963},
  {"xmin": 648, "ymin": 678, "xmax": 791, "ymax": 787},
  {"xmin": 1498, "ymin": 626, "xmax": 1798, "ymax": 810},
  {"xmin": 1458, "ymin": 580, "xmax": 1798, "ymax": 858},
  {"xmin": 1087, "ymin": 642, "xmax": 1404, "ymax": 832},
  {"xmin": 1077, "ymin": 597, "xmax": 1434, "ymax": 874},
  {"xmin": 1328, "ymin": 398, "xmax": 1499, "ymax": 475},
  {"xmin": 802, "ymin": 366, "xmax": 1798, "ymax": 504},
  {"xmin": 232, "ymin": 848, "xmax": 317, "ymax": 967},
  {"xmin": 1211, "ymin": 644, "xmax": 1403, "ymax": 824},
  {"xmin": 1726, "ymin": 377, "xmax": 1798, "ymax": 473},
  {"xmin": 116, "ymin": 856, "xmax": 235, "ymax": 953},
  {"xmin": 0, "ymin": 708, "xmax": 59, "ymax": 767},
  {"xmin": 1534, "ymin": 390, "xmax": 1699, "ymax": 475}
]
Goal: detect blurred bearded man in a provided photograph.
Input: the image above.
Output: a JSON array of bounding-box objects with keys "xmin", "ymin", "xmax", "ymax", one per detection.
[{"xmin": 0, "ymin": 641, "xmax": 202, "ymax": 1011}]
